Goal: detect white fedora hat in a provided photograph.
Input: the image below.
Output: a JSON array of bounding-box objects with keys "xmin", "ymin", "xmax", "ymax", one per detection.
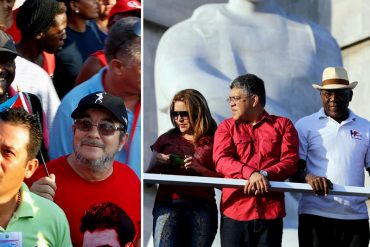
[{"xmin": 312, "ymin": 67, "xmax": 358, "ymax": 90}]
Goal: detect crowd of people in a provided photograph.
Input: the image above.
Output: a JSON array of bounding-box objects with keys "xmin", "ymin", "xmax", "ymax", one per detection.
[
  {"xmin": 0, "ymin": 0, "xmax": 369, "ymax": 247},
  {"xmin": 0, "ymin": 0, "xmax": 142, "ymax": 246},
  {"xmin": 148, "ymin": 69, "xmax": 370, "ymax": 247}
]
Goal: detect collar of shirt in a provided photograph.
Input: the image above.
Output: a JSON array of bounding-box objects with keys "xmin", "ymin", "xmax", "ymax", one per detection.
[
  {"xmin": 13, "ymin": 183, "xmax": 35, "ymax": 220},
  {"xmin": 235, "ymin": 111, "xmax": 273, "ymax": 126},
  {"xmin": 317, "ymin": 107, "xmax": 357, "ymax": 123}
]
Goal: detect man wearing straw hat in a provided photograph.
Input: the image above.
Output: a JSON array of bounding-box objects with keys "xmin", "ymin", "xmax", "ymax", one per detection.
[{"xmin": 292, "ymin": 67, "xmax": 370, "ymax": 247}]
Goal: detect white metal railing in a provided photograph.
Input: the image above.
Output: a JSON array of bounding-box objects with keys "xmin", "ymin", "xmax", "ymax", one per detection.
[{"xmin": 143, "ymin": 173, "xmax": 370, "ymax": 197}]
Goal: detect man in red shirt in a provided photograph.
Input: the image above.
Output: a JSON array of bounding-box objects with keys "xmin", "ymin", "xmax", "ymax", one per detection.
[{"xmin": 213, "ymin": 74, "xmax": 299, "ymax": 247}]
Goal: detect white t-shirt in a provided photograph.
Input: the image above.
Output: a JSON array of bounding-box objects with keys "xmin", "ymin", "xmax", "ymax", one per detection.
[
  {"xmin": 296, "ymin": 108, "xmax": 370, "ymax": 219},
  {"xmin": 12, "ymin": 56, "xmax": 60, "ymax": 130}
]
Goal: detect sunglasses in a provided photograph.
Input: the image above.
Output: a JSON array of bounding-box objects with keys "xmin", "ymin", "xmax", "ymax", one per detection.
[
  {"xmin": 171, "ymin": 111, "xmax": 189, "ymax": 120},
  {"xmin": 74, "ymin": 118, "xmax": 124, "ymax": 136}
]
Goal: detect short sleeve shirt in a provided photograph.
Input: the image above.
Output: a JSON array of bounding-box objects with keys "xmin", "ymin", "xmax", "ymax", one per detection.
[{"xmin": 296, "ymin": 108, "xmax": 370, "ymax": 219}]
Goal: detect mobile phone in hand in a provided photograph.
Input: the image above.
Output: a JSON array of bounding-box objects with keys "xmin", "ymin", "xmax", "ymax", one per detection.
[{"xmin": 169, "ymin": 154, "xmax": 185, "ymax": 166}]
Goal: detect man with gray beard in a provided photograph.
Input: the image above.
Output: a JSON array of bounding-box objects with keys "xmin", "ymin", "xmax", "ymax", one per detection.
[{"xmin": 26, "ymin": 92, "xmax": 141, "ymax": 247}]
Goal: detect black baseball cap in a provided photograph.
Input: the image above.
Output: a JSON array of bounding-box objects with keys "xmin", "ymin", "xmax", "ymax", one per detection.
[
  {"xmin": 71, "ymin": 92, "xmax": 128, "ymax": 131},
  {"xmin": 0, "ymin": 31, "xmax": 18, "ymax": 57}
]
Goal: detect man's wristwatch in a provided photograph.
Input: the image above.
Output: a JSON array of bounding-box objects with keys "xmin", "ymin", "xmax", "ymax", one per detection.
[{"xmin": 260, "ymin": 170, "xmax": 268, "ymax": 178}]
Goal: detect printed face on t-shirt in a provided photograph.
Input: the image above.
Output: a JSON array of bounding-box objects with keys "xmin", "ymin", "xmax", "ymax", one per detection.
[{"xmin": 82, "ymin": 228, "xmax": 120, "ymax": 247}]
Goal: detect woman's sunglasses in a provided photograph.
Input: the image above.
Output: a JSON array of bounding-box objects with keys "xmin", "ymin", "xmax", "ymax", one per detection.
[{"xmin": 171, "ymin": 111, "xmax": 189, "ymax": 120}]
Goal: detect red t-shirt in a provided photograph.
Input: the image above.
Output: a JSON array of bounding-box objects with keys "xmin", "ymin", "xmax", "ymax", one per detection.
[
  {"xmin": 151, "ymin": 130, "xmax": 216, "ymax": 205},
  {"xmin": 213, "ymin": 112, "xmax": 299, "ymax": 221},
  {"xmin": 26, "ymin": 156, "xmax": 141, "ymax": 247},
  {"xmin": 42, "ymin": 52, "xmax": 55, "ymax": 77}
]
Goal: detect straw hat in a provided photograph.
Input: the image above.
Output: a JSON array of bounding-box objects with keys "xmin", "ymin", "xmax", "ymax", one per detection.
[{"xmin": 312, "ymin": 67, "xmax": 357, "ymax": 90}]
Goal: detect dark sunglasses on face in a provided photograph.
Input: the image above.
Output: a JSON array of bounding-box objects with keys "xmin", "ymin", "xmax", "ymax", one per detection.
[
  {"xmin": 74, "ymin": 118, "xmax": 124, "ymax": 136},
  {"xmin": 171, "ymin": 111, "xmax": 189, "ymax": 120}
]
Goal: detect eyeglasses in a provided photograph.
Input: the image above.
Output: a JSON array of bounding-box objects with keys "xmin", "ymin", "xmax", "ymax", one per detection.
[
  {"xmin": 171, "ymin": 111, "xmax": 189, "ymax": 120},
  {"xmin": 74, "ymin": 118, "xmax": 124, "ymax": 136},
  {"xmin": 320, "ymin": 90, "xmax": 349, "ymax": 99},
  {"xmin": 226, "ymin": 95, "xmax": 251, "ymax": 104}
]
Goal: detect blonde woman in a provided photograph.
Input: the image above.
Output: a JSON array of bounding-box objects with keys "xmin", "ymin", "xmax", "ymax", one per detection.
[{"xmin": 147, "ymin": 89, "xmax": 220, "ymax": 247}]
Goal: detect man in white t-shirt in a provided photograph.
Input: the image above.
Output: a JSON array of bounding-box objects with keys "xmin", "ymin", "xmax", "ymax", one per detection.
[{"xmin": 293, "ymin": 67, "xmax": 370, "ymax": 247}]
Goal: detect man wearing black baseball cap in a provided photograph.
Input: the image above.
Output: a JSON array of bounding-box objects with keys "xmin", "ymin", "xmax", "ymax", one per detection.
[
  {"xmin": 49, "ymin": 17, "xmax": 141, "ymax": 179},
  {"xmin": 28, "ymin": 91, "xmax": 141, "ymax": 246},
  {"xmin": 71, "ymin": 91, "xmax": 128, "ymax": 130}
]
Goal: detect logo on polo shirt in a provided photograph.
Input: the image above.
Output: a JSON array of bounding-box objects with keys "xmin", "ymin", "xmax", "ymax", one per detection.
[{"xmin": 350, "ymin": 129, "xmax": 362, "ymax": 140}]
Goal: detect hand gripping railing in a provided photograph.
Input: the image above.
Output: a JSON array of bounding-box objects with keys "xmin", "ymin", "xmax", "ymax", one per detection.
[{"xmin": 143, "ymin": 173, "xmax": 370, "ymax": 197}]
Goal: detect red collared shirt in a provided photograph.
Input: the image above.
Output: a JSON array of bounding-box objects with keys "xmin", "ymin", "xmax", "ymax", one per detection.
[{"xmin": 213, "ymin": 112, "xmax": 299, "ymax": 220}]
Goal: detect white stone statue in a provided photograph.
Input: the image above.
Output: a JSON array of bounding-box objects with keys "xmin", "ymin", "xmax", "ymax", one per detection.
[
  {"xmin": 155, "ymin": 0, "xmax": 342, "ymax": 134},
  {"xmin": 153, "ymin": 0, "xmax": 342, "ymax": 246}
]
